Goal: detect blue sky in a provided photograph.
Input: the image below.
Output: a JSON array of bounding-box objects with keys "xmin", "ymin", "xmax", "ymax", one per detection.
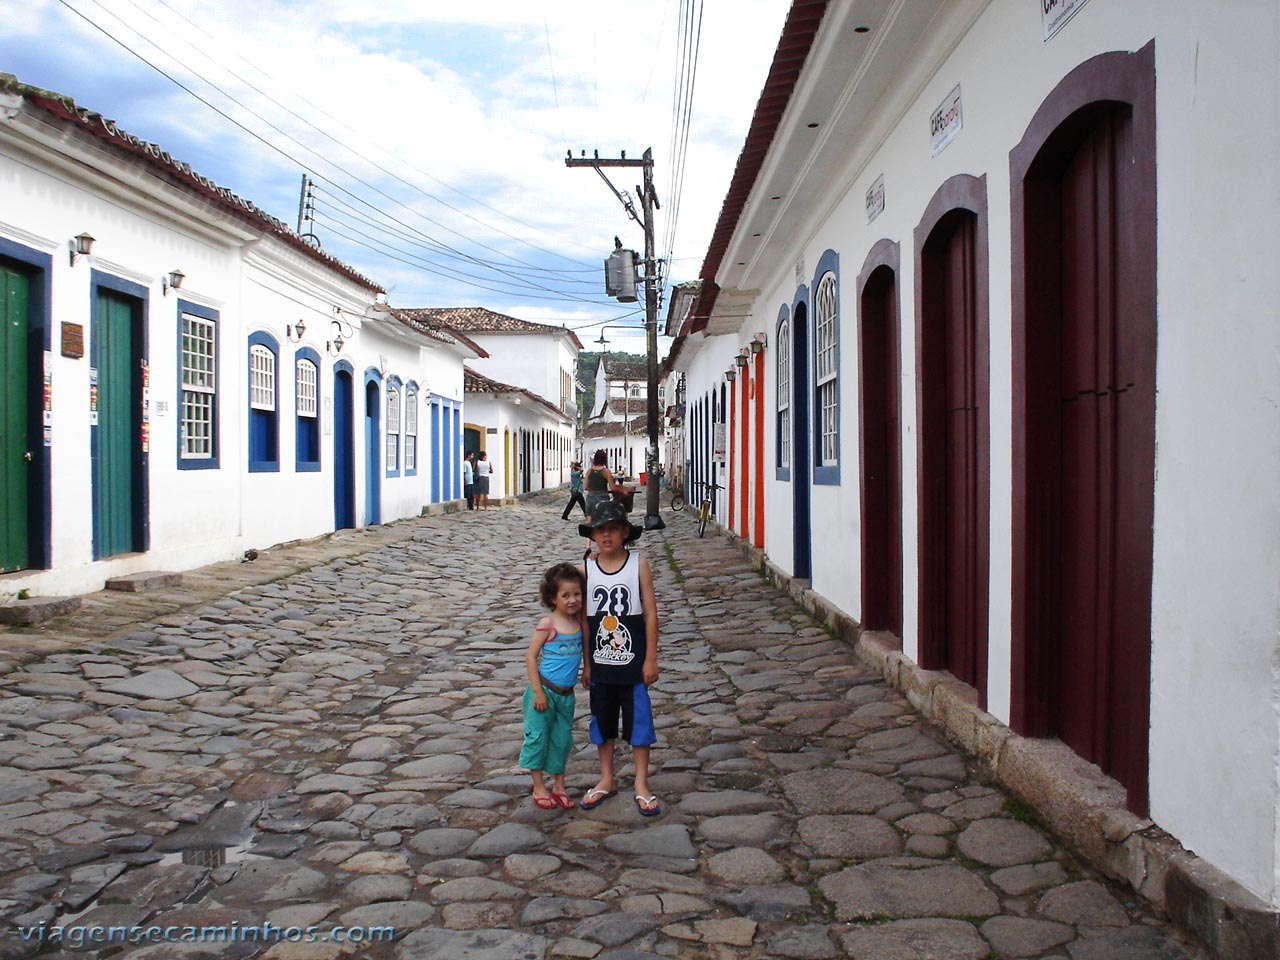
[{"xmin": 1, "ymin": 0, "xmax": 790, "ymax": 352}]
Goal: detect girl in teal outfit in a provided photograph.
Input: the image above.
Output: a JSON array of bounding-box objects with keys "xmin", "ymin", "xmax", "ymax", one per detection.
[{"xmin": 520, "ymin": 563, "xmax": 589, "ymax": 809}]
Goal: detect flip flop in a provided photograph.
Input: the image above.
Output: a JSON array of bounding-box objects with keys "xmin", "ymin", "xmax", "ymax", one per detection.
[
  {"xmin": 634, "ymin": 794, "xmax": 662, "ymax": 817},
  {"xmin": 579, "ymin": 787, "xmax": 617, "ymax": 810},
  {"xmin": 552, "ymin": 792, "xmax": 576, "ymax": 810},
  {"xmin": 532, "ymin": 795, "xmax": 558, "ymax": 809}
]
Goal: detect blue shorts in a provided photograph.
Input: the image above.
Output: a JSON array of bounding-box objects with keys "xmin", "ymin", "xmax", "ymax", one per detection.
[{"xmin": 588, "ymin": 682, "xmax": 655, "ymax": 747}]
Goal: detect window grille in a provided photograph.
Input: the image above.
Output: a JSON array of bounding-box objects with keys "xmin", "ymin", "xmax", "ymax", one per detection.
[
  {"xmin": 249, "ymin": 345, "xmax": 275, "ymax": 411},
  {"xmin": 386, "ymin": 385, "xmax": 400, "ymax": 471},
  {"xmin": 296, "ymin": 359, "xmax": 317, "ymax": 417},
  {"xmin": 405, "ymin": 390, "xmax": 417, "ymax": 470},
  {"xmin": 180, "ymin": 313, "xmax": 215, "ymax": 459},
  {"xmin": 815, "ymin": 272, "xmax": 839, "ymax": 465},
  {"xmin": 777, "ymin": 321, "xmax": 791, "ymax": 469}
]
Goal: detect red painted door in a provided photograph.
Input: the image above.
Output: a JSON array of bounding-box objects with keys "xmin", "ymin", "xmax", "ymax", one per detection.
[
  {"xmin": 919, "ymin": 210, "xmax": 985, "ymax": 698},
  {"xmin": 1054, "ymin": 110, "xmax": 1150, "ymax": 783},
  {"xmin": 942, "ymin": 218, "xmax": 980, "ymax": 687},
  {"xmin": 859, "ymin": 266, "xmax": 902, "ymax": 636}
]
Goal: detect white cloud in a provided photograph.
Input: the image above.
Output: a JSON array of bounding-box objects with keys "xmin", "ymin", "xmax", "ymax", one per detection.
[{"xmin": 4, "ymin": 0, "xmax": 790, "ymax": 322}]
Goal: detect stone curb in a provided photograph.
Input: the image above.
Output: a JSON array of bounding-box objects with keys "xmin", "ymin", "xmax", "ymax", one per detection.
[{"xmin": 726, "ymin": 533, "xmax": 1277, "ymax": 960}]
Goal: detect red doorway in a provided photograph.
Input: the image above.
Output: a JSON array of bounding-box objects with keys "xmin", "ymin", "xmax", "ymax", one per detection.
[
  {"xmin": 858, "ymin": 244, "xmax": 903, "ymax": 639},
  {"xmin": 1010, "ymin": 44, "xmax": 1157, "ymax": 814},
  {"xmin": 914, "ymin": 176, "xmax": 990, "ymax": 704}
]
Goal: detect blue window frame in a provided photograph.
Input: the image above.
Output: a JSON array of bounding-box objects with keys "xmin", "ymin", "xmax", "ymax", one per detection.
[
  {"xmin": 295, "ymin": 346, "xmax": 321, "ymax": 472},
  {"xmin": 385, "ymin": 375, "xmax": 402, "ymax": 477},
  {"xmin": 404, "ymin": 381, "xmax": 418, "ymax": 476},
  {"xmin": 247, "ymin": 331, "xmax": 278, "ymax": 472},
  {"xmin": 812, "ymin": 248, "xmax": 841, "ymax": 485},
  {"xmin": 177, "ymin": 301, "xmax": 219, "ymax": 470},
  {"xmin": 775, "ymin": 305, "xmax": 791, "ymax": 481}
]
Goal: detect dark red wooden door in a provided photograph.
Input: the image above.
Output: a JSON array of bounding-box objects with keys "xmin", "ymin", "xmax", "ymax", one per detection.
[
  {"xmin": 858, "ymin": 266, "xmax": 902, "ymax": 636},
  {"xmin": 1053, "ymin": 109, "xmax": 1149, "ymax": 779},
  {"xmin": 918, "ymin": 208, "xmax": 987, "ymax": 697},
  {"xmin": 942, "ymin": 218, "xmax": 980, "ymax": 686}
]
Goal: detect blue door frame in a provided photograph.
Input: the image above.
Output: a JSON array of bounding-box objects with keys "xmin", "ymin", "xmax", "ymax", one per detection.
[
  {"xmin": 792, "ymin": 297, "xmax": 812, "ymax": 579},
  {"xmin": 364, "ymin": 372, "xmax": 381, "ymax": 525},
  {"xmin": 333, "ymin": 362, "xmax": 355, "ymax": 529}
]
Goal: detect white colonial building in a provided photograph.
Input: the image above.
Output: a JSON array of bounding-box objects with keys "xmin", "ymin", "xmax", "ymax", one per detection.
[
  {"xmin": 670, "ymin": 0, "xmax": 1280, "ymax": 950},
  {"xmin": 0, "ymin": 75, "xmax": 475, "ymax": 598},
  {"xmin": 398, "ymin": 308, "xmax": 579, "ymax": 497}
]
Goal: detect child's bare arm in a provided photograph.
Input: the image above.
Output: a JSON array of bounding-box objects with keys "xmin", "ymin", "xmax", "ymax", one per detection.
[
  {"xmin": 638, "ymin": 555, "xmax": 659, "ymax": 686},
  {"xmin": 525, "ymin": 617, "xmax": 554, "ymax": 710}
]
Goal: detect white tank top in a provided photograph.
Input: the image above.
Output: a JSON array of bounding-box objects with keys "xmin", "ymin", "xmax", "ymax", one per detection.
[{"xmin": 585, "ymin": 552, "xmax": 646, "ymax": 685}]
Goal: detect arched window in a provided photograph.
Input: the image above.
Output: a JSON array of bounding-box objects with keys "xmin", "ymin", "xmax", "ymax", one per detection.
[
  {"xmin": 776, "ymin": 309, "xmax": 791, "ymax": 476},
  {"xmin": 814, "ymin": 269, "xmax": 839, "ymax": 470},
  {"xmin": 404, "ymin": 383, "xmax": 418, "ymax": 474},
  {"xmin": 385, "ymin": 378, "xmax": 401, "ymax": 476},
  {"xmin": 295, "ymin": 348, "xmax": 320, "ymax": 471},
  {"xmin": 247, "ymin": 333, "xmax": 278, "ymax": 472}
]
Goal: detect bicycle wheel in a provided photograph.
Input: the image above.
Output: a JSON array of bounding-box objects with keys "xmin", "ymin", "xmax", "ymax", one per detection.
[
  {"xmin": 697, "ymin": 501, "xmax": 710, "ymax": 538},
  {"xmin": 669, "ymin": 492, "xmax": 685, "ymax": 512}
]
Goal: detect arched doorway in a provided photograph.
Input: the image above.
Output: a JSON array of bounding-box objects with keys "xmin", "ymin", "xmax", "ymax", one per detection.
[
  {"xmin": 333, "ymin": 362, "xmax": 355, "ymax": 529},
  {"xmin": 914, "ymin": 175, "xmax": 990, "ymax": 702},
  {"xmin": 1010, "ymin": 44, "xmax": 1156, "ymax": 813},
  {"xmin": 858, "ymin": 241, "xmax": 903, "ymax": 639},
  {"xmin": 791, "ymin": 297, "xmax": 812, "ymax": 580},
  {"xmin": 364, "ymin": 374, "xmax": 381, "ymax": 525}
]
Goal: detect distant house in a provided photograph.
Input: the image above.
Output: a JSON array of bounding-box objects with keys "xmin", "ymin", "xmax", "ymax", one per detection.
[
  {"xmin": 0, "ymin": 75, "xmax": 475, "ymax": 597},
  {"xmin": 398, "ymin": 307, "xmax": 579, "ymax": 496},
  {"xmin": 587, "ymin": 355, "xmax": 660, "ymax": 477}
]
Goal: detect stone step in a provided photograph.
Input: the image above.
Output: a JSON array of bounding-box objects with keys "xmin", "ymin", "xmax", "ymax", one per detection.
[
  {"xmin": 0, "ymin": 595, "xmax": 82, "ymax": 625},
  {"xmin": 104, "ymin": 571, "xmax": 184, "ymax": 593}
]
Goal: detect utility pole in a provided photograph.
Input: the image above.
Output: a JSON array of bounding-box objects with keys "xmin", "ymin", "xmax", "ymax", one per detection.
[{"xmin": 566, "ymin": 148, "xmax": 665, "ymax": 530}]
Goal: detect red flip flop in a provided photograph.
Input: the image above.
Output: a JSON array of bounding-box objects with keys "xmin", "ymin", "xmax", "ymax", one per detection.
[
  {"xmin": 552, "ymin": 792, "xmax": 576, "ymax": 809},
  {"xmin": 532, "ymin": 795, "xmax": 558, "ymax": 809}
]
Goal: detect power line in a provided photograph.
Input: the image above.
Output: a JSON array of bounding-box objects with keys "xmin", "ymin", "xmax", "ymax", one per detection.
[
  {"xmin": 57, "ymin": 0, "xmax": 617, "ymax": 309},
  {"xmin": 137, "ymin": 0, "xmax": 602, "ymax": 262}
]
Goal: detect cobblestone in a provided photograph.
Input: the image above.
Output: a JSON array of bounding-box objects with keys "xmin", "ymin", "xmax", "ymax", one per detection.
[{"xmin": 0, "ymin": 496, "xmax": 1203, "ymax": 958}]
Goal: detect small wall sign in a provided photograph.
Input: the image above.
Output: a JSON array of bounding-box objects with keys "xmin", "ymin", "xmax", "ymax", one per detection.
[
  {"xmin": 866, "ymin": 174, "xmax": 885, "ymax": 224},
  {"xmin": 61, "ymin": 322, "xmax": 84, "ymax": 359},
  {"xmin": 1042, "ymin": 0, "xmax": 1090, "ymax": 42},
  {"xmin": 930, "ymin": 84, "xmax": 963, "ymax": 156}
]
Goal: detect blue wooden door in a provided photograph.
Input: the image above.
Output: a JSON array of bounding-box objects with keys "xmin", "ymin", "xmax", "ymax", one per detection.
[
  {"xmin": 333, "ymin": 368, "xmax": 354, "ymax": 529},
  {"xmin": 364, "ymin": 380, "xmax": 381, "ymax": 524},
  {"xmin": 792, "ymin": 301, "xmax": 812, "ymax": 579}
]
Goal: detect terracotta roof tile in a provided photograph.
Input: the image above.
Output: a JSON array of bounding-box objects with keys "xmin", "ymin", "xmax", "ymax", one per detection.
[
  {"xmin": 400, "ymin": 307, "xmax": 584, "ymax": 349},
  {"xmin": 0, "ymin": 74, "xmax": 382, "ymax": 293}
]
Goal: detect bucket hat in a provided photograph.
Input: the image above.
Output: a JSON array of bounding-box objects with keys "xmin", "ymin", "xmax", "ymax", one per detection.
[{"xmin": 579, "ymin": 500, "xmax": 642, "ymax": 543}]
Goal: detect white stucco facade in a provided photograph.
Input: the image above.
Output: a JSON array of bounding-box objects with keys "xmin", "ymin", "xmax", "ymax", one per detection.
[
  {"xmin": 0, "ymin": 82, "xmax": 475, "ymax": 599},
  {"xmin": 675, "ymin": 0, "xmax": 1280, "ymax": 905}
]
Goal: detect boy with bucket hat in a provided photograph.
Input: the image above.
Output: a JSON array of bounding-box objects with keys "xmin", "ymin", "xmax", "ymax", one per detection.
[{"xmin": 576, "ymin": 501, "xmax": 662, "ymax": 816}]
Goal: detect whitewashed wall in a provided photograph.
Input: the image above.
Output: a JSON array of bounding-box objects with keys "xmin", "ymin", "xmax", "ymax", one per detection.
[{"xmin": 684, "ymin": 0, "xmax": 1280, "ymax": 902}]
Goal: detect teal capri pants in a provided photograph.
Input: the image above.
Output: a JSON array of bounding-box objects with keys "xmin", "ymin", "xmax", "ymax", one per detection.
[{"xmin": 518, "ymin": 684, "xmax": 576, "ymax": 775}]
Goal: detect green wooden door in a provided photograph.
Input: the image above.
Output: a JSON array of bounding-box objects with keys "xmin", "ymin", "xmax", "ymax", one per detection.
[
  {"xmin": 93, "ymin": 290, "xmax": 137, "ymax": 558},
  {"xmin": 0, "ymin": 264, "xmax": 30, "ymax": 573}
]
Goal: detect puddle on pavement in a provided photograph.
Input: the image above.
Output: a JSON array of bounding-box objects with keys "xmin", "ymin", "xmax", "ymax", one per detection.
[{"xmin": 157, "ymin": 839, "xmax": 256, "ymax": 868}]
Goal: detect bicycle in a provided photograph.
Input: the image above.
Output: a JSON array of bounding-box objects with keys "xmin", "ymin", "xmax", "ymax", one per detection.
[
  {"xmin": 668, "ymin": 479, "xmax": 686, "ymax": 513},
  {"xmin": 696, "ymin": 479, "xmax": 721, "ymax": 538}
]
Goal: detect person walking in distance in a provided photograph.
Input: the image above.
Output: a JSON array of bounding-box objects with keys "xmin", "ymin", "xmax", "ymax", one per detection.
[
  {"xmin": 520, "ymin": 563, "xmax": 588, "ymax": 810},
  {"xmin": 463, "ymin": 451, "xmax": 476, "ymax": 510},
  {"xmin": 475, "ymin": 450, "xmax": 493, "ymax": 510},
  {"xmin": 584, "ymin": 450, "xmax": 626, "ymax": 521},
  {"xmin": 562, "ymin": 461, "xmax": 587, "ymax": 521},
  {"xmin": 577, "ymin": 501, "xmax": 662, "ymax": 816}
]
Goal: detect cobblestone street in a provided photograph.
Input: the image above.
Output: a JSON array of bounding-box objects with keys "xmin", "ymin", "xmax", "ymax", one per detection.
[{"xmin": 0, "ymin": 497, "xmax": 1201, "ymax": 959}]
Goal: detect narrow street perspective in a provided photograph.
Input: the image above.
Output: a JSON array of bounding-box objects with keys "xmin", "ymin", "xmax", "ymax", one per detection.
[{"xmin": 0, "ymin": 500, "xmax": 1201, "ymax": 960}]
